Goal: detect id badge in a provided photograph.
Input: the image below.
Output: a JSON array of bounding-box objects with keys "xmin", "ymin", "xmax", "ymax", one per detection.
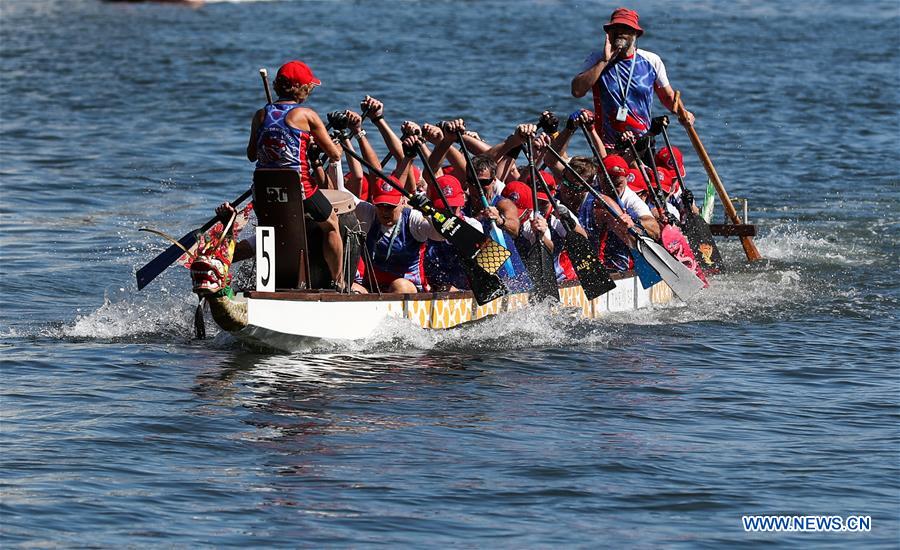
[{"xmin": 616, "ymin": 106, "xmax": 629, "ymax": 122}]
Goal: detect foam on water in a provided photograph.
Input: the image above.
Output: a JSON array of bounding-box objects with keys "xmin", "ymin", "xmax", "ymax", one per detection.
[
  {"xmin": 754, "ymin": 224, "xmax": 876, "ymax": 265},
  {"xmin": 60, "ymin": 289, "xmax": 200, "ymax": 341}
]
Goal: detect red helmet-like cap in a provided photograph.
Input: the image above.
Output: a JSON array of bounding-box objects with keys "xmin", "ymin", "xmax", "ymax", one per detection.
[{"xmin": 276, "ymin": 60, "xmax": 321, "ymax": 87}]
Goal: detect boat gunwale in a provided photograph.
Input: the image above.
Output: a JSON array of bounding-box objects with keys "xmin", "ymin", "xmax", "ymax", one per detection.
[{"xmin": 242, "ymin": 271, "xmax": 636, "ymax": 302}]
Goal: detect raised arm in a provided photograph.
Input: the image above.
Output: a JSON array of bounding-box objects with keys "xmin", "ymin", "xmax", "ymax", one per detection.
[
  {"xmin": 306, "ymin": 110, "xmax": 342, "ymax": 161},
  {"xmin": 571, "ymin": 36, "xmax": 615, "ymax": 98},
  {"xmin": 361, "ymin": 96, "xmax": 405, "ymax": 161}
]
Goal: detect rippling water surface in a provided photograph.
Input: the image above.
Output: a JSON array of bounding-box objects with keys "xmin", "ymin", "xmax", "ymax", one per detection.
[{"xmin": 1, "ymin": 0, "xmax": 898, "ymax": 547}]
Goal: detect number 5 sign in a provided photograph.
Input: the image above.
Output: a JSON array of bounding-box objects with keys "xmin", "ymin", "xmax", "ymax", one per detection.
[{"xmin": 256, "ymin": 226, "xmax": 275, "ymax": 292}]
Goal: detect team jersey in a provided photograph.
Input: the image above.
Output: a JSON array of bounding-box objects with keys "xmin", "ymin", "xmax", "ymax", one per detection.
[
  {"xmin": 254, "ymin": 103, "xmax": 316, "ymax": 197},
  {"xmin": 579, "ymin": 48, "xmax": 669, "ymax": 146},
  {"xmin": 355, "ymin": 204, "xmax": 445, "ymax": 290}
]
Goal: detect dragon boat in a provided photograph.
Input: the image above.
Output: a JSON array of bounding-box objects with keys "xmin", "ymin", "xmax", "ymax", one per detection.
[{"xmin": 183, "ymin": 172, "xmax": 676, "ymax": 352}]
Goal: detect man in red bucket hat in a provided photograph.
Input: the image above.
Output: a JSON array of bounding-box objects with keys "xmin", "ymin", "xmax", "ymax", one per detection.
[{"xmin": 571, "ymin": 8, "xmax": 695, "ymax": 151}]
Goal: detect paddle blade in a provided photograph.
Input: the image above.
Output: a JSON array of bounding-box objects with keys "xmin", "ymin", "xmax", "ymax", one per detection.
[
  {"xmin": 461, "ymin": 256, "xmax": 508, "ymax": 305},
  {"xmin": 631, "ymin": 247, "xmax": 663, "ymax": 289},
  {"xmin": 136, "ymin": 229, "xmax": 202, "ymax": 290},
  {"xmin": 564, "ymin": 231, "xmax": 616, "ymax": 300},
  {"xmin": 430, "ymin": 212, "xmax": 512, "ymax": 275},
  {"xmin": 680, "ymin": 210, "xmax": 725, "ymax": 273},
  {"xmin": 524, "ymin": 243, "xmax": 560, "ymax": 302},
  {"xmin": 635, "ymin": 235, "xmax": 705, "ymax": 302}
]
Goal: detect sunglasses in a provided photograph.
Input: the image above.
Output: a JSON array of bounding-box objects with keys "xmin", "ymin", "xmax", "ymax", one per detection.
[{"xmin": 477, "ymin": 177, "xmax": 494, "ymax": 187}]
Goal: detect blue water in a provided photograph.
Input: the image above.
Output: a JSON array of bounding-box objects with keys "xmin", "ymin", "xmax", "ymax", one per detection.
[{"xmin": 1, "ymin": 0, "xmax": 898, "ymax": 547}]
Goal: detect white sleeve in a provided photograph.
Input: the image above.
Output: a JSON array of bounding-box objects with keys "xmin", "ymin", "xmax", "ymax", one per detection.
[
  {"xmin": 520, "ymin": 216, "xmax": 536, "ymax": 244},
  {"xmin": 638, "ymin": 49, "xmax": 669, "ymax": 89},
  {"xmin": 619, "ymin": 188, "xmax": 653, "ymax": 220},
  {"xmin": 579, "ymin": 50, "xmax": 606, "ymax": 74}
]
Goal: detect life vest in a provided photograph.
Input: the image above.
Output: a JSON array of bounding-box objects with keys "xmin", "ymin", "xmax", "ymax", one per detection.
[{"xmin": 365, "ymin": 208, "xmax": 426, "ymax": 289}]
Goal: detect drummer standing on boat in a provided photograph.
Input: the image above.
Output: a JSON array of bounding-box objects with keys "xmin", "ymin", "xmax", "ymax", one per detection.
[
  {"xmin": 246, "ymin": 60, "xmax": 345, "ymax": 288},
  {"xmin": 571, "ymin": 8, "xmax": 695, "ymax": 151}
]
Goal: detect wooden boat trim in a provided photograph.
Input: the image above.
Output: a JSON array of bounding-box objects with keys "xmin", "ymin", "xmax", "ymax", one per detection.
[{"xmin": 244, "ymin": 271, "xmax": 636, "ymax": 302}]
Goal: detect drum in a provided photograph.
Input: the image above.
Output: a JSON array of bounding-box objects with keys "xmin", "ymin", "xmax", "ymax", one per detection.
[{"xmin": 306, "ymin": 189, "xmax": 363, "ymax": 290}]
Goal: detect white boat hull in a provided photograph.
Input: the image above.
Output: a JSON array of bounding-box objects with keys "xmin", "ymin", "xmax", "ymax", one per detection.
[{"xmin": 213, "ymin": 273, "xmax": 674, "ymax": 352}]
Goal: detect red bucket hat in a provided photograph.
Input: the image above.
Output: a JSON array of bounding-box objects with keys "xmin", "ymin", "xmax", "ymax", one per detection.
[
  {"xmin": 429, "ymin": 174, "xmax": 467, "ymax": 208},
  {"xmin": 276, "ymin": 60, "xmax": 322, "ymax": 87},
  {"xmin": 370, "ymin": 178, "xmax": 403, "ymax": 206},
  {"xmin": 603, "ymin": 8, "xmax": 644, "ymax": 36}
]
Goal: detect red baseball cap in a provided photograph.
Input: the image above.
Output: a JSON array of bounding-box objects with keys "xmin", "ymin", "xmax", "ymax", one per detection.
[
  {"xmin": 441, "ymin": 165, "xmax": 456, "ymax": 178},
  {"xmin": 626, "ymin": 167, "xmax": 647, "ymax": 193},
  {"xmin": 501, "ymin": 181, "xmax": 535, "ymax": 214},
  {"xmin": 655, "ymin": 146, "xmax": 685, "ymax": 178},
  {"xmin": 276, "ymin": 60, "xmax": 321, "ymax": 87},
  {"xmin": 428, "ymin": 174, "xmax": 467, "ymax": 208},
  {"xmin": 524, "ymin": 170, "xmax": 557, "ymax": 194},
  {"xmin": 370, "ymin": 178, "xmax": 403, "ymax": 205},
  {"xmin": 603, "ymin": 155, "xmax": 630, "ymax": 178},
  {"xmin": 603, "ymin": 8, "xmax": 643, "ymax": 36},
  {"xmin": 656, "ymin": 167, "xmax": 678, "ymax": 194}
]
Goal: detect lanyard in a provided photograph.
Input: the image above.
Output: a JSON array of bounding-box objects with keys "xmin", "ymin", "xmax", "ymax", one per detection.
[
  {"xmin": 613, "ymin": 55, "xmax": 637, "ymax": 109},
  {"xmin": 383, "ymin": 220, "xmax": 402, "ymax": 261}
]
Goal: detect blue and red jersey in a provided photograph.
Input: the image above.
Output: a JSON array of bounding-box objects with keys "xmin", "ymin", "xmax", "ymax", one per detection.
[
  {"xmin": 580, "ymin": 48, "xmax": 669, "ymax": 147},
  {"xmin": 254, "ymin": 103, "xmax": 316, "ymax": 197},
  {"xmin": 365, "ymin": 208, "xmax": 427, "ymax": 290}
]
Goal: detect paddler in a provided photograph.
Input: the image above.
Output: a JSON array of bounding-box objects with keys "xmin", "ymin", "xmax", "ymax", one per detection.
[
  {"xmin": 570, "ymin": 8, "xmax": 695, "ymax": 157},
  {"xmin": 246, "ymin": 60, "xmax": 345, "ymax": 288},
  {"xmin": 352, "ymin": 136, "xmax": 454, "ymax": 293}
]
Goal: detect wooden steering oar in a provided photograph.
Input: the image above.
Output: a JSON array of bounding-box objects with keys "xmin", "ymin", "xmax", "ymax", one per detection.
[{"xmin": 673, "ymin": 91, "xmax": 762, "ymax": 262}]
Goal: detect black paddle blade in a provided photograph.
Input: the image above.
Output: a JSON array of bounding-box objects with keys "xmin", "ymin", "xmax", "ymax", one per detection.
[
  {"xmin": 461, "ymin": 256, "xmax": 508, "ymax": 305},
  {"xmin": 430, "ymin": 210, "xmax": 512, "ymax": 275},
  {"xmin": 564, "ymin": 230, "xmax": 617, "ymax": 300},
  {"xmin": 135, "ymin": 188, "xmax": 252, "ymax": 291},
  {"xmin": 136, "ymin": 229, "xmax": 200, "ymax": 290},
  {"xmin": 681, "ymin": 211, "xmax": 725, "ymax": 273},
  {"xmin": 524, "ymin": 243, "xmax": 560, "ymax": 302},
  {"xmin": 194, "ymin": 299, "xmax": 206, "ymax": 339}
]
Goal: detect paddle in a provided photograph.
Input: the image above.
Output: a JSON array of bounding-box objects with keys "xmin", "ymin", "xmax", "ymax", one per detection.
[
  {"xmin": 136, "ymin": 188, "xmax": 251, "ymax": 291},
  {"xmin": 414, "ymin": 141, "xmax": 508, "ymax": 304},
  {"xmin": 135, "ymin": 68, "xmax": 279, "ymax": 291},
  {"xmin": 526, "ymin": 142, "xmax": 616, "ymax": 300},
  {"xmin": 574, "ymin": 125, "xmax": 662, "ymax": 289},
  {"xmin": 338, "ymin": 135, "xmax": 512, "ymax": 282},
  {"xmin": 672, "ymin": 91, "xmax": 762, "ymax": 262},
  {"xmin": 520, "ymin": 137, "xmax": 560, "ymax": 302},
  {"xmin": 454, "ymin": 129, "xmax": 517, "ymax": 280},
  {"xmin": 584, "ymin": 130, "xmax": 704, "ymax": 301},
  {"xmin": 627, "ymin": 139, "xmax": 709, "ymax": 287},
  {"xmin": 658, "ymin": 119, "xmax": 725, "ymax": 272}
]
